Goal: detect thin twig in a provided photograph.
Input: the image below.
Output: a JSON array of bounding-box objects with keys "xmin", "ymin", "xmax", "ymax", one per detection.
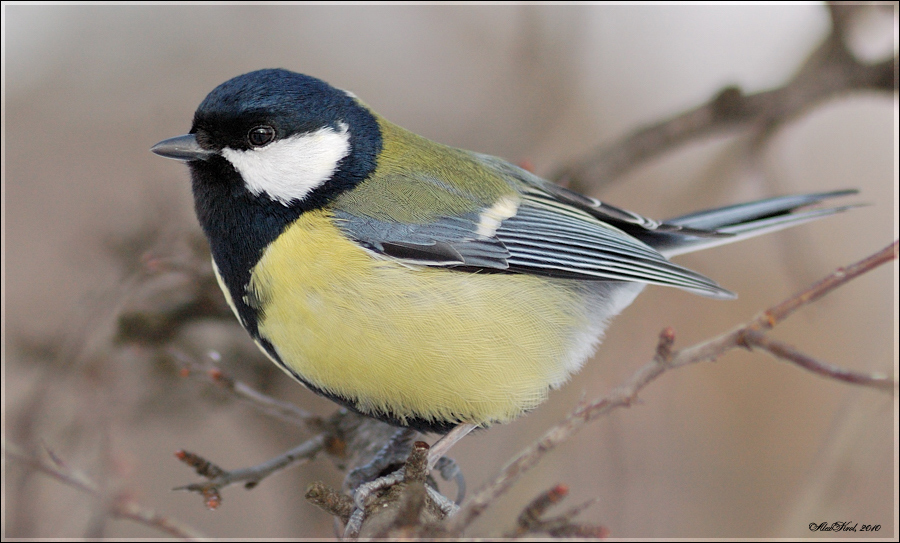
[
  {"xmin": 4, "ymin": 441, "xmax": 206, "ymax": 540},
  {"xmin": 751, "ymin": 240, "xmax": 898, "ymax": 330},
  {"xmin": 740, "ymin": 330, "xmax": 895, "ymax": 392},
  {"xmin": 448, "ymin": 240, "xmax": 897, "ymax": 535},
  {"xmin": 168, "ymin": 347, "xmax": 325, "ymax": 432},
  {"xmin": 507, "ymin": 483, "xmax": 606, "ymax": 538},
  {"xmin": 174, "ymin": 434, "xmax": 327, "ymax": 506},
  {"xmin": 512, "ymin": 483, "xmax": 569, "ymax": 535}
]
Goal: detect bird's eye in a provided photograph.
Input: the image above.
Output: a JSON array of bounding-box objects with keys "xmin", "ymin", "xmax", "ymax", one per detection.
[{"xmin": 248, "ymin": 125, "xmax": 276, "ymax": 147}]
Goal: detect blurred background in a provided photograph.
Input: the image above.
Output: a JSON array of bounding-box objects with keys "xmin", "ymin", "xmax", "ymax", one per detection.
[{"xmin": 3, "ymin": 4, "xmax": 897, "ymax": 538}]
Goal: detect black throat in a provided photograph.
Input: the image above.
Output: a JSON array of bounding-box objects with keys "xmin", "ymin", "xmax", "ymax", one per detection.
[{"xmin": 187, "ymin": 108, "xmax": 381, "ymax": 340}]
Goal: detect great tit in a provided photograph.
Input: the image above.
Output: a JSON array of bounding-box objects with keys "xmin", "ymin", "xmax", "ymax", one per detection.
[{"xmin": 152, "ymin": 68, "xmax": 855, "ymax": 435}]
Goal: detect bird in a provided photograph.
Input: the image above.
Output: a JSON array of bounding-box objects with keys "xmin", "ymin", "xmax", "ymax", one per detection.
[{"xmin": 152, "ymin": 68, "xmax": 855, "ymax": 443}]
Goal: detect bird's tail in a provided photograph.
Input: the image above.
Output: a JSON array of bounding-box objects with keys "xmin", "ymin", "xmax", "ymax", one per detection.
[{"xmin": 648, "ymin": 189, "xmax": 860, "ymax": 258}]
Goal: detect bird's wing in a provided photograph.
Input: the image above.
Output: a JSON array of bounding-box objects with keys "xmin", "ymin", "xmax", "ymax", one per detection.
[
  {"xmin": 476, "ymin": 153, "xmax": 726, "ymax": 237},
  {"xmin": 332, "ymin": 155, "xmax": 733, "ymax": 299},
  {"xmin": 332, "ymin": 210, "xmax": 513, "ymax": 269},
  {"xmin": 492, "ymin": 189, "xmax": 733, "ymax": 298}
]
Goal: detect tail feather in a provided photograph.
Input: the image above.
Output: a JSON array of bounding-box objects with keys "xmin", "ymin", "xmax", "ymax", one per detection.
[{"xmin": 644, "ymin": 190, "xmax": 859, "ymax": 258}]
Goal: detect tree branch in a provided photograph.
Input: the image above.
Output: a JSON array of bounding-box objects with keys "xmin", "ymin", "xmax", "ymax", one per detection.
[
  {"xmin": 506, "ymin": 483, "xmax": 607, "ymax": 538},
  {"xmin": 174, "ymin": 435, "xmax": 327, "ymax": 509},
  {"xmin": 553, "ymin": 4, "xmax": 898, "ymax": 192},
  {"xmin": 167, "ymin": 347, "xmax": 325, "ymax": 432},
  {"xmin": 740, "ymin": 330, "xmax": 894, "ymax": 391},
  {"xmin": 4, "ymin": 441, "xmax": 206, "ymax": 540}
]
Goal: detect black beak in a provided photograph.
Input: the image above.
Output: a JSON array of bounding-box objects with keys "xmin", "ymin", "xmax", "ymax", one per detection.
[{"xmin": 151, "ymin": 134, "xmax": 216, "ymax": 162}]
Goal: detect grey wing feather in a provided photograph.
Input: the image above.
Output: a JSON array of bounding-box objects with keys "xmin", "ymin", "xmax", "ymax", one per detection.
[
  {"xmin": 334, "ymin": 195, "xmax": 734, "ymax": 299},
  {"xmin": 333, "ymin": 211, "xmax": 511, "ymax": 269},
  {"xmin": 647, "ymin": 189, "xmax": 860, "ymax": 257},
  {"xmin": 496, "ymin": 196, "xmax": 734, "ymax": 298},
  {"xmin": 664, "ymin": 189, "xmax": 858, "ymax": 229}
]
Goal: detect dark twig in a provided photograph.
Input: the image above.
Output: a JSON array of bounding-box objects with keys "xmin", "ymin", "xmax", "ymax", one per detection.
[
  {"xmin": 448, "ymin": 241, "xmax": 897, "ymax": 535},
  {"xmin": 507, "ymin": 483, "xmax": 606, "ymax": 538},
  {"xmin": 513, "ymin": 483, "xmax": 568, "ymax": 535},
  {"xmin": 378, "ymin": 442, "xmax": 431, "ymax": 535},
  {"xmin": 404, "ymin": 441, "xmax": 432, "ymax": 484},
  {"xmin": 306, "ymin": 481, "xmax": 356, "ymax": 525},
  {"xmin": 173, "ymin": 435, "xmax": 327, "ymax": 507}
]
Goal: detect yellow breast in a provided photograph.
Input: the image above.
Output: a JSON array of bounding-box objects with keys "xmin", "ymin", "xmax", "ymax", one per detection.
[{"xmin": 247, "ymin": 210, "xmax": 599, "ymax": 427}]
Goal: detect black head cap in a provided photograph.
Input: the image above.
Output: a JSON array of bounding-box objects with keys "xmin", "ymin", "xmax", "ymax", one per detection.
[
  {"xmin": 192, "ymin": 69, "xmax": 379, "ymax": 157},
  {"xmin": 189, "ymin": 68, "xmax": 382, "ymax": 213},
  {"xmin": 185, "ymin": 70, "xmax": 383, "ymax": 338}
]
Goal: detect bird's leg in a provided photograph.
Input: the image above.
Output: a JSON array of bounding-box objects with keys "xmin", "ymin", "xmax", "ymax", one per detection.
[
  {"xmin": 344, "ymin": 423, "xmax": 477, "ymax": 536},
  {"xmin": 344, "ymin": 428, "xmax": 417, "ymax": 538},
  {"xmin": 344, "ymin": 427, "xmax": 417, "ymax": 491},
  {"xmin": 426, "ymin": 422, "xmax": 477, "ymax": 470}
]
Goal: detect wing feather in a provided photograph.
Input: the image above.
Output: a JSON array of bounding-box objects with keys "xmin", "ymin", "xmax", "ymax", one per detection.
[
  {"xmin": 497, "ymin": 197, "xmax": 732, "ymax": 297},
  {"xmin": 332, "ymin": 152, "xmax": 734, "ymax": 298}
]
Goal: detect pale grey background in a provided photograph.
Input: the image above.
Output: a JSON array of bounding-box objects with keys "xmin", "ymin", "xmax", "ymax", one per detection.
[{"xmin": 3, "ymin": 4, "xmax": 897, "ymax": 538}]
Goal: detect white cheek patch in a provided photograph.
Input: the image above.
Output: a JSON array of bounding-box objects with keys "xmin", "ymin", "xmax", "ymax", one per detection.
[{"xmin": 222, "ymin": 123, "xmax": 351, "ymax": 206}]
